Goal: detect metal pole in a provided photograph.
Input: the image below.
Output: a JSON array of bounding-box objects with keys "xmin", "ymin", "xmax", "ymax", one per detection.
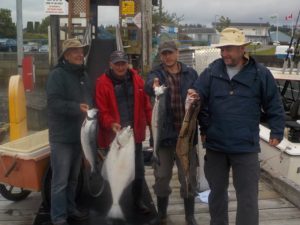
[
  {"xmin": 16, "ymin": 0, "xmax": 24, "ymax": 76},
  {"xmin": 159, "ymin": 0, "xmax": 162, "ymax": 33}
]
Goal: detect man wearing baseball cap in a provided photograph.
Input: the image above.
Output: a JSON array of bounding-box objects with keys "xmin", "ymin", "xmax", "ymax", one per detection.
[
  {"xmin": 191, "ymin": 27, "xmax": 285, "ymax": 225},
  {"xmin": 145, "ymin": 40, "xmax": 199, "ymax": 225},
  {"xmin": 95, "ymin": 50, "xmax": 152, "ymax": 215},
  {"xmin": 46, "ymin": 38, "xmax": 92, "ymax": 225}
]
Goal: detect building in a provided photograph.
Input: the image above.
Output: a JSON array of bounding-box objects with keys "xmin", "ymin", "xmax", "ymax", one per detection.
[{"xmin": 179, "ymin": 26, "xmax": 218, "ymax": 46}]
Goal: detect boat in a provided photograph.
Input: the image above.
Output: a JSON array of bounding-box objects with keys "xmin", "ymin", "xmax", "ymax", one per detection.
[{"xmin": 259, "ymin": 67, "xmax": 300, "ymax": 186}]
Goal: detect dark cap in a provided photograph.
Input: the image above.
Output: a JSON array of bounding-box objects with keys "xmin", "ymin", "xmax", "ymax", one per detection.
[
  {"xmin": 158, "ymin": 40, "xmax": 178, "ymax": 54},
  {"xmin": 110, "ymin": 50, "xmax": 128, "ymax": 64}
]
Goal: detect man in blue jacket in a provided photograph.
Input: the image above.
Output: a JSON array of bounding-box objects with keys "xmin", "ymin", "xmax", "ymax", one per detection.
[
  {"xmin": 145, "ymin": 40, "xmax": 199, "ymax": 225},
  {"xmin": 191, "ymin": 28, "xmax": 285, "ymax": 225}
]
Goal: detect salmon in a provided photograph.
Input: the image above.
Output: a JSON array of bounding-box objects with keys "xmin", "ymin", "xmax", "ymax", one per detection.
[{"xmin": 176, "ymin": 96, "xmax": 201, "ymax": 192}]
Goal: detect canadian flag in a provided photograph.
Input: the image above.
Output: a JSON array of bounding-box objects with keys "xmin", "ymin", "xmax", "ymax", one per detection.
[{"xmin": 285, "ymin": 13, "xmax": 293, "ymax": 20}]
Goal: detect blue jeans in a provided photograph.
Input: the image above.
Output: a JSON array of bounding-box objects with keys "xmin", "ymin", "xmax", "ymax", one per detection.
[{"xmin": 50, "ymin": 142, "xmax": 82, "ymax": 223}]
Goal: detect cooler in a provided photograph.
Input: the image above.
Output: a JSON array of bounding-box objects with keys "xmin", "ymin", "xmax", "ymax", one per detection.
[{"xmin": 0, "ymin": 130, "xmax": 50, "ymax": 191}]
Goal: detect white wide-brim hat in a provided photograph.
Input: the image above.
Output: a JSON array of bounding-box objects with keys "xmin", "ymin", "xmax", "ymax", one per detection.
[
  {"xmin": 212, "ymin": 27, "xmax": 251, "ymax": 48},
  {"xmin": 59, "ymin": 38, "xmax": 89, "ymax": 60}
]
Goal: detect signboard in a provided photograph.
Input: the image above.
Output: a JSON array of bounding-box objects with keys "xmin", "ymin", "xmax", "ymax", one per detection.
[
  {"xmin": 133, "ymin": 12, "xmax": 141, "ymax": 29},
  {"xmin": 44, "ymin": 0, "xmax": 67, "ymax": 15},
  {"xmin": 22, "ymin": 56, "xmax": 35, "ymax": 92},
  {"xmin": 121, "ymin": 0, "xmax": 135, "ymax": 16}
]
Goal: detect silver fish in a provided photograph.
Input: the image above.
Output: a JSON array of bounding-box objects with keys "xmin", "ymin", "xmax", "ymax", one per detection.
[
  {"xmin": 101, "ymin": 126, "xmax": 135, "ymax": 220},
  {"xmin": 151, "ymin": 85, "xmax": 167, "ymax": 164},
  {"xmin": 80, "ymin": 108, "xmax": 98, "ymax": 173}
]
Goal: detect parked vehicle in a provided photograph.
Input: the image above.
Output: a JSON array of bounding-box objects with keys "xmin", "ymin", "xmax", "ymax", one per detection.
[
  {"xmin": 38, "ymin": 45, "xmax": 48, "ymax": 52},
  {"xmin": 0, "ymin": 38, "xmax": 17, "ymax": 52}
]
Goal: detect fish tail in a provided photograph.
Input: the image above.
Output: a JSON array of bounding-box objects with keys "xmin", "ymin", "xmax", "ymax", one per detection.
[{"xmin": 108, "ymin": 203, "xmax": 124, "ymax": 220}]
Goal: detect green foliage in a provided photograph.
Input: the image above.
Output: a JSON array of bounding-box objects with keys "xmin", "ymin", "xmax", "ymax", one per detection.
[
  {"xmin": 34, "ymin": 22, "xmax": 40, "ymax": 33},
  {"xmin": 38, "ymin": 16, "xmax": 50, "ymax": 34},
  {"xmin": 27, "ymin": 21, "xmax": 34, "ymax": 33},
  {"xmin": 0, "ymin": 9, "xmax": 16, "ymax": 38},
  {"xmin": 23, "ymin": 32, "xmax": 48, "ymax": 39},
  {"xmin": 216, "ymin": 16, "xmax": 231, "ymax": 32},
  {"xmin": 152, "ymin": 6, "xmax": 183, "ymax": 34}
]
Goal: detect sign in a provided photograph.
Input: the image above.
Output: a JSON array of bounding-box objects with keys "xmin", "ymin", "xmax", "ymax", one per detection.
[
  {"xmin": 133, "ymin": 12, "xmax": 141, "ymax": 29},
  {"xmin": 22, "ymin": 56, "xmax": 35, "ymax": 92},
  {"xmin": 121, "ymin": 0, "xmax": 135, "ymax": 16},
  {"xmin": 44, "ymin": 0, "xmax": 67, "ymax": 15}
]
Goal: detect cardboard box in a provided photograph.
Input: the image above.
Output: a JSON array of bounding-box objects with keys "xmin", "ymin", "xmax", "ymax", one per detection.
[{"xmin": 0, "ymin": 130, "xmax": 50, "ymax": 191}]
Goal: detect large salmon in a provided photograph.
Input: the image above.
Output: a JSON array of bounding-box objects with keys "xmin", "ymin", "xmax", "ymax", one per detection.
[
  {"xmin": 101, "ymin": 126, "xmax": 135, "ymax": 220},
  {"xmin": 151, "ymin": 85, "xmax": 167, "ymax": 164},
  {"xmin": 80, "ymin": 108, "xmax": 98, "ymax": 173},
  {"xmin": 176, "ymin": 96, "xmax": 201, "ymax": 192}
]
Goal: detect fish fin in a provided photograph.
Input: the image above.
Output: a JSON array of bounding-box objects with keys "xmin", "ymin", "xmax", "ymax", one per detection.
[{"xmin": 107, "ymin": 204, "xmax": 124, "ymax": 220}]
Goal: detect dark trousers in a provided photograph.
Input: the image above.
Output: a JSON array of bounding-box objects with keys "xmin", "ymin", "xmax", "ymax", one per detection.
[
  {"xmin": 204, "ymin": 149, "xmax": 260, "ymax": 225},
  {"xmin": 134, "ymin": 143, "xmax": 145, "ymax": 180}
]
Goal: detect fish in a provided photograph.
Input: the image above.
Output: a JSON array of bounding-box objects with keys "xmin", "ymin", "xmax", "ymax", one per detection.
[
  {"xmin": 176, "ymin": 96, "xmax": 201, "ymax": 194},
  {"xmin": 101, "ymin": 126, "xmax": 135, "ymax": 220},
  {"xmin": 151, "ymin": 85, "xmax": 167, "ymax": 164},
  {"xmin": 80, "ymin": 108, "xmax": 99, "ymax": 173}
]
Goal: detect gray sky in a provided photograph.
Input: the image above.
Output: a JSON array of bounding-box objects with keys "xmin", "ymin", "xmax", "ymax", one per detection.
[{"xmin": 1, "ymin": 0, "xmax": 299, "ymax": 27}]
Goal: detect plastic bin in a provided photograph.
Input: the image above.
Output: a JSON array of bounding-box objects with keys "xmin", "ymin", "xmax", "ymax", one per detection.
[{"xmin": 0, "ymin": 130, "xmax": 50, "ymax": 191}]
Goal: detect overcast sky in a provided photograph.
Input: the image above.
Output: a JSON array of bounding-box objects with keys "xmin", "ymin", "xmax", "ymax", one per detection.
[{"xmin": 1, "ymin": 0, "xmax": 299, "ymax": 27}]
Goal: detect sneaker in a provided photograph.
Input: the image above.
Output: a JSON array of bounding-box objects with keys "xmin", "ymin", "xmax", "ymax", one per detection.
[{"xmin": 68, "ymin": 209, "xmax": 89, "ymax": 221}]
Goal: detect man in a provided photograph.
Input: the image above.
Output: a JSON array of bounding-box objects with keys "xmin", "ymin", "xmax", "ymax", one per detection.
[
  {"xmin": 144, "ymin": 40, "xmax": 199, "ymax": 225},
  {"xmin": 191, "ymin": 27, "xmax": 285, "ymax": 225},
  {"xmin": 46, "ymin": 38, "xmax": 92, "ymax": 225},
  {"xmin": 95, "ymin": 50, "xmax": 152, "ymax": 214}
]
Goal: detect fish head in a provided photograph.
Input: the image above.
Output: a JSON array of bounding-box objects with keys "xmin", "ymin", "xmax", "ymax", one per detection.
[
  {"xmin": 117, "ymin": 126, "xmax": 133, "ymax": 146},
  {"xmin": 87, "ymin": 108, "xmax": 98, "ymax": 119},
  {"xmin": 154, "ymin": 85, "xmax": 167, "ymax": 96}
]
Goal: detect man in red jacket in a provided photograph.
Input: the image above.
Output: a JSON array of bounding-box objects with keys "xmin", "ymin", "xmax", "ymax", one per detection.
[{"xmin": 95, "ymin": 50, "xmax": 152, "ymax": 214}]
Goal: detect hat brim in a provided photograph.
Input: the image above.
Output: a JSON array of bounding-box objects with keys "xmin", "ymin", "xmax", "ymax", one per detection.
[
  {"xmin": 111, "ymin": 59, "xmax": 128, "ymax": 64},
  {"xmin": 212, "ymin": 41, "xmax": 252, "ymax": 48},
  {"xmin": 59, "ymin": 44, "xmax": 90, "ymax": 61},
  {"xmin": 159, "ymin": 48, "xmax": 177, "ymax": 54}
]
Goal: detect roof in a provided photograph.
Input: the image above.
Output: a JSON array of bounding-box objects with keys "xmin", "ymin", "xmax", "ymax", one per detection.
[{"xmin": 179, "ymin": 27, "xmax": 217, "ymax": 34}]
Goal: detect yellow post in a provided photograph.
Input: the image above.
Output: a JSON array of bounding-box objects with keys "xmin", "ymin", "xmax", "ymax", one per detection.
[{"xmin": 8, "ymin": 75, "xmax": 28, "ymax": 141}]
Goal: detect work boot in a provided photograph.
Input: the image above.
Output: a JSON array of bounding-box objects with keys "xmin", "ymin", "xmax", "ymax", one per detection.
[
  {"xmin": 132, "ymin": 179, "xmax": 151, "ymax": 214},
  {"xmin": 68, "ymin": 209, "xmax": 89, "ymax": 221},
  {"xmin": 184, "ymin": 197, "xmax": 198, "ymax": 225},
  {"xmin": 157, "ymin": 196, "xmax": 168, "ymax": 225}
]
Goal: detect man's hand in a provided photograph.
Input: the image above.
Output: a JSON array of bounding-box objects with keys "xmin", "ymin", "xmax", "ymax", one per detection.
[
  {"xmin": 187, "ymin": 89, "xmax": 200, "ymax": 99},
  {"xmin": 153, "ymin": 78, "xmax": 160, "ymax": 88},
  {"xmin": 111, "ymin": 123, "xmax": 121, "ymax": 133},
  {"xmin": 80, "ymin": 103, "xmax": 89, "ymax": 113},
  {"xmin": 269, "ymin": 138, "xmax": 281, "ymax": 146}
]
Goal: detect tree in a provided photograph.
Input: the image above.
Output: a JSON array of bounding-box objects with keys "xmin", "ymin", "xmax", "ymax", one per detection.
[
  {"xmin": 0, "ymin": 9, "xmax": 16, "ymax": 38},
  {"xmin": 152, "ymin": 6, "xmax": 183, "ymax": 34},
  {"xmin": 216, "ymin": 16, "xmax": 231, "ymax": 32},
  {"xmin": 38, "ymin": 16, "xmax": 50, "ymax": 34},
  {"xmin": 27, "ymin": 21, "xmax": 34, "ymax": 33},
  {"xmin": 34, "ymin": 21, "xmax": 40, "ymax": 33}
]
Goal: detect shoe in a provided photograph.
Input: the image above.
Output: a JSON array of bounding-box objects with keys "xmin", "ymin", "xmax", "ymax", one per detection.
[
  {"xmin": 134, "ymin": 200, "xmax": 151, "ymax": 214},
  {"xmin": 68, "ymin": 209, "xmax": 89, "ymax": 221},
  {"xmin": 53, "ymin": 220, "xmax": 69, "ymax": 225}
]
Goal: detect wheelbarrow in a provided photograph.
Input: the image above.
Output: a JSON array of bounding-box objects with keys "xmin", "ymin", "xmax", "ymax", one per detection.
[{"xmin": 0, "ymin": 129, "xmax": 105, "ymax": 209}]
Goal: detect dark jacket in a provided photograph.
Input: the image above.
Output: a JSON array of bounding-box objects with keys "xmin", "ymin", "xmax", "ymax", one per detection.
[
  {"xmin": 193, "ymin": 57, "xmax": 285, "ymax": 153},
  {"xmin": 144, "ymin": 62, "xmax": 198, "ymax": 147},
  {"xmin": 95, "ymin": 69, "xmax": 152, "ymax": 148},
  {"xmin": 46, "ymin": 60, "xmax": 93, "ymax": 143}
]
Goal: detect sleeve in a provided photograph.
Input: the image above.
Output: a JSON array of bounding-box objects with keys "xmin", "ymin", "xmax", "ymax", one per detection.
[
  {"xmin": 261, "ymin": 69, "xmax": 285, "ymax": 140},
  {"xmin": 192, "ymin": 68, "xmax": 211, "ymax": 135},
  {"xmin": 95, "ymin": 77, "xmax": 116, "ymax": 130},
  {"xmin": 46, "ymin": 71, "xmax": 82, "ymax": 117}
]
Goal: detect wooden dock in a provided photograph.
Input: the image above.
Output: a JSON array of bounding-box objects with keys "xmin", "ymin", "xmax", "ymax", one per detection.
[{"xmin": 0, "ymin": 165, "xmax": 300, "ymax": 225}]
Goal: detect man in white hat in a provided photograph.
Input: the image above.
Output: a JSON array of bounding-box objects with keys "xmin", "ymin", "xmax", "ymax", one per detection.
[
  {"xmin": 190, "ymin": 27, "xmax": 285, "ymax": 225},
  {"xmin": 46, "ymin": 38, "xmax": 92, "ymax": 225}
]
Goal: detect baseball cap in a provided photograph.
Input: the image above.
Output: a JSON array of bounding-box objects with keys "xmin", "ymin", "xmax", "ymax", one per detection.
[{"xmin": 110, "ymin": 50, "xmax": 129, "ymax": 64}]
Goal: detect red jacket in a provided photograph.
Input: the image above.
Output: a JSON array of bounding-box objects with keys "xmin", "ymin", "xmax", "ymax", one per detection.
[{"xmin": 95, "ymin": 69, "xmax": 152, "ymax": 148}]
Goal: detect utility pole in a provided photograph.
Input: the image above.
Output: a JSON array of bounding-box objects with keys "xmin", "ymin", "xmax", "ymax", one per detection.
[
  {"xmin": 16, "ymin": 0, "xmax": 23, "ymax": 76},
  {"xmin": 159, "ymin": 0, "xmax": 162, "ymax": 34}
]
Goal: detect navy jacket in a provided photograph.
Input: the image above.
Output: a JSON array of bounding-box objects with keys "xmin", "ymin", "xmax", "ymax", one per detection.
[
  {"xmin": 193, "ymin": 57, "xmax": 285, "ymax": 153},
  {"xmin": 46, "ymin": 60, "xmax": 93, "ymax": 144},
  {"xmin": 145, "ymin": 62, "xmax": 198, "ymax": 147}
]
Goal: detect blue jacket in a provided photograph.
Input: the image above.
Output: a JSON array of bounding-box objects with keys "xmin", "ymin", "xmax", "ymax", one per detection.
[
  {"xmin": 193, "ymin": 57, "xmax": 285, "ymax": 153},
  {"xmin": 47, "ymin": 60, "xmax": 93, "ymax": 144},
  {"xmin": 145, "ymin": 62, "xmax": 198, "ymax": 147}
]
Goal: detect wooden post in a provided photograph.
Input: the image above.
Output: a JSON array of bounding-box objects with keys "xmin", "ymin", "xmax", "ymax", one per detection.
[{"xmin": 50, "ymin": 15, "xmax": 59, "ymax": 68}]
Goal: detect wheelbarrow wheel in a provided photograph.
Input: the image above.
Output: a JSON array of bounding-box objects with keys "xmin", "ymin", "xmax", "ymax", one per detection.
[
  {"xmin": 0, "ymin": 184, "xmax": 31, "ymax": 201},
  {"xmin": 41, "ymin": 164, "xmax": 84, "ymax": 210}
]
